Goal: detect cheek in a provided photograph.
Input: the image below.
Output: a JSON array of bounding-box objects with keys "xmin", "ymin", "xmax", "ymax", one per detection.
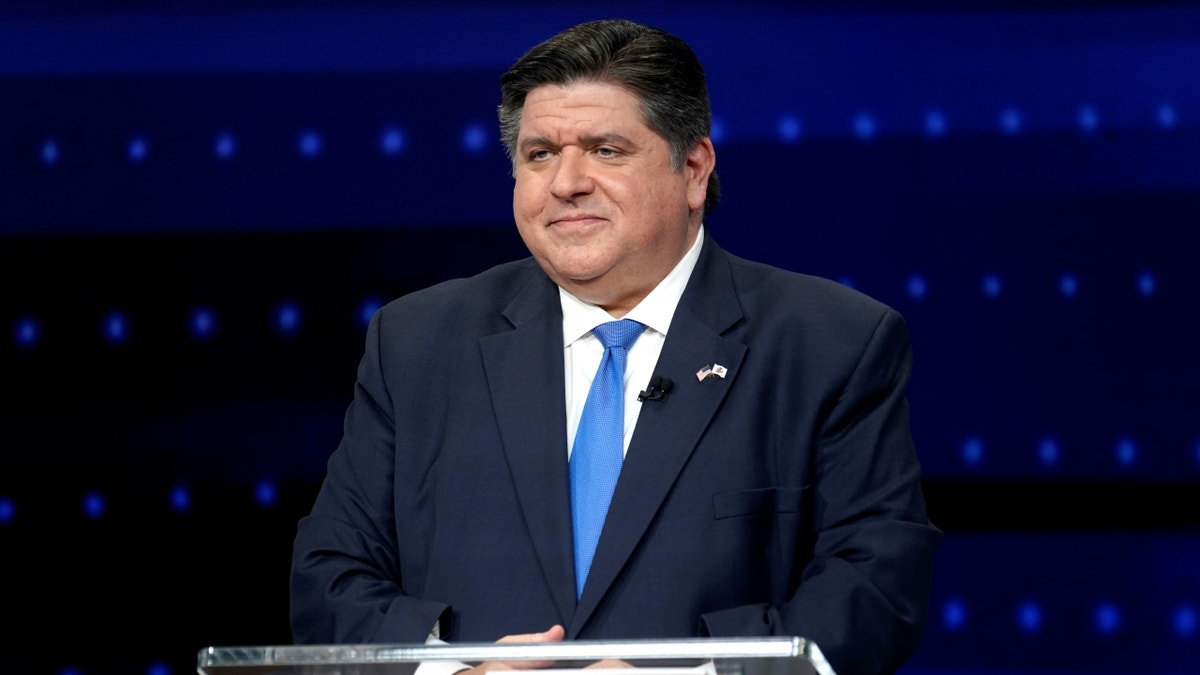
[
  {"xmin": 512, "ymin": 176, "xmax": 542, "ymax": 219},
  {"xmin": 512, "ymin": 182, "xmax": 544, "ymax": 249},
  {"xmin": 634, "ymin": 177, "xmax": 688, "ymax": 220}
]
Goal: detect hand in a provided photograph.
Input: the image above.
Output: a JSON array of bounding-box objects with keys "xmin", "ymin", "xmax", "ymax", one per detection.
[{"xmin": 462, "ymin": 625, "xmax": 566, "ymax": 675}]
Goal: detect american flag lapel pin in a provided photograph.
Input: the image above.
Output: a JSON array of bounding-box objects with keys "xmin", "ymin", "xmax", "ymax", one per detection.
[{"xmin": 696, "ymin": 363, "xmax": 728, "ymax": 381}]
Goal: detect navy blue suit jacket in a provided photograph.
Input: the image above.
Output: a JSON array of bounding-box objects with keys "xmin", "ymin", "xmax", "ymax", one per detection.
[{"xmin": 291, "ymin": 235, "xmax": 942, "ymax": 675}]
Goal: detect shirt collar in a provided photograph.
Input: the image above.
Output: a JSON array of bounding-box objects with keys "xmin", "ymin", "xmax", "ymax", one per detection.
[{"xmin": 561, "ymin": 224, "xmax": 705, "ymax": 346}]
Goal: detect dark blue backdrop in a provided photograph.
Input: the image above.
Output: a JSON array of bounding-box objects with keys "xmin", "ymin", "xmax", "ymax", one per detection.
[{"xmin": 1, "ymin": 2, "xmax": 1198, "ymax": 674}]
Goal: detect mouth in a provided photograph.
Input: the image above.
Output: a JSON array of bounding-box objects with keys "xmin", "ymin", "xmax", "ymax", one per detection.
[{"xmin": 549, "ymin": 214, "xmax": 605, "ymax": 229}]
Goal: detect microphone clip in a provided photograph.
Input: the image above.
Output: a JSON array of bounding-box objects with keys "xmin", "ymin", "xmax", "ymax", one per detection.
[{"xmin": 637, "ymin": 375, "xmax": 673, "ymax": 403}]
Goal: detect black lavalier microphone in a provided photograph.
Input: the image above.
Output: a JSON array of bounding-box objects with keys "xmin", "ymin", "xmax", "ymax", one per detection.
[{"xmin": 637, "ymin": 375, "xmax": 674, "ymax": 402}]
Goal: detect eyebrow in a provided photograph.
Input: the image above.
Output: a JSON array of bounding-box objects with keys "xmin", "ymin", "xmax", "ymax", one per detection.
[
  {"xmin": 518, "ymin": 136, "xmax": 553, "ymax": 154},
  {"xmin": 518, "ymin": 132, "xmax": 637, "ymax": 154},
  {"xmin": 580, "ymin": 132, "xmax": 636, "ymax": 148}
]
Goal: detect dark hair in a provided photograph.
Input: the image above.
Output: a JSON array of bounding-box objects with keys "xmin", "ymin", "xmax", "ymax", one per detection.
[{"xmin": 498, "ymin": 18, "xmax": 720, "ymax": 216}]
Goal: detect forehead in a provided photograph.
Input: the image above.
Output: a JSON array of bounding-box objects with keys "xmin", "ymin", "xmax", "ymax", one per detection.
[{"xmin": 519, "ymin": 81, "xmax": 648, "ymax": 134}]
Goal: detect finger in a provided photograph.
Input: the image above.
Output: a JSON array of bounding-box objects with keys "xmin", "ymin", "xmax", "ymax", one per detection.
[
  {"xmin": 487, "ymin": 625, "xmax": 565, "ymax": 670},
  {"xmin": 496, "ymin": 625, "xmax": 565, "ymax": 645},
  {"xmin": 585, "ymin": 659, "xmax": 633, "ymax": 670}
]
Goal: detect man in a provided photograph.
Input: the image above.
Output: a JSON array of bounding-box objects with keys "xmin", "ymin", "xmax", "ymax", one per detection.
[{"xmin": 290, "ymin": 18, "xmax": 941, "ymax": 675}]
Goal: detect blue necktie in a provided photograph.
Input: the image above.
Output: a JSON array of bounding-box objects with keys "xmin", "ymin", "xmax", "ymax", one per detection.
[{"xmin": 570, "ymin": 318, "xmax": 645, "ymax": 599}]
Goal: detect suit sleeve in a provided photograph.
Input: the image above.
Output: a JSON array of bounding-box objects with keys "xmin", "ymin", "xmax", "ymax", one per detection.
[
  {"xmin": 699, "ymin": 308, "xmax": 942, "ymax": 675},
  {"xmin": 289, "ymin": 308, "xmax": 449, "ymax": 645}
]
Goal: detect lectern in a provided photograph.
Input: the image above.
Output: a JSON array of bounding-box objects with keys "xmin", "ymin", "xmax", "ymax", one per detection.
[{"xmin": 197, "ymin": 636, "xmax": 835, "ymax": 675}]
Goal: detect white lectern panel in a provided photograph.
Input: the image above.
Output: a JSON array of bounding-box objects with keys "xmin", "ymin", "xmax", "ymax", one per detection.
[{"xmin": 197, "ymin": 636, "xmax": 835, "ymax": 675}]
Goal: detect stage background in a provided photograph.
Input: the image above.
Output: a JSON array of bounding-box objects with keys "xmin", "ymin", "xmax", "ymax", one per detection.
[{"xmin": 1, "ymin": 2, "xmax": 1198, "ymax": 674}]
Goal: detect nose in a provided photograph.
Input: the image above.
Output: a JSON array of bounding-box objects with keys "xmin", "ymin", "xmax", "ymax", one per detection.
[{"xmin": 548, "ymin": 148, "xmax": 593, "ymax": 200}]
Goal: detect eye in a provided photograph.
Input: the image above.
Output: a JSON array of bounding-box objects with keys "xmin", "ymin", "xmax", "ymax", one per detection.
[
  {"xmin": 528, "ymin": 149, "xmax": 553, "ymax": 161},
  {"xmin": 595, "ymin": 146, "xmax": 618, "ymax": 158}
]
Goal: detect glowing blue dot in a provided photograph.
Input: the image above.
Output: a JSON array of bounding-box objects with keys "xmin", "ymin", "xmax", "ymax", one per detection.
[
  {"xmin": 190, "ymin": 307, "xmax": 216, "ymax": 340},
  {"xmin": 59, "ymin": 667, "xmax": 83, "ymax": 675},
  {"xmin": 128, "ymin": 136, "xmax": 149, "ymax": 163},
  {"xmin": 853, "ymin": 113, "xmax": 876, "ymax": 140},
  {"xmin": 298, "ymin": 130, "xmax": 323, "ymax": 157},
  {"xmin": 1194, "ymin": 438, "xmax": 1200, "ymax": 467},
  {"xmin": 1038, "ymin": 436, "xmax": 1060, "ymax": 466},
  {"xmin": 1157, "ymin": 103, "xmax": 1177, "ymax": 129},
  {"xmin": 83, "ymin": 492, "xmax": 105, "ymax": 519},
  {"xmin": 711, "ymin": 118, "xmax": 726, "ymax": 144},
  {"xmin": 255, "ymin": 480, "xmax": 277, "ymax": 507},
  {"xmin": 380, "ymin": 126, "xmax": 406, "ymax": 155},
  {"xmin": 1173, "ymin": 604, "xmax": 1196, "ymax": 636},
  {"xmin": 1136, "ymin": 271, "xmax": 1156, "ymax": 297},
  {"xmin": 906, "ymin": 274, "xmax": 927, "ymax": 300},
  {"xmin": 147, "ymin": 661, "xmax": 171, "ymax": 675},
  {"xmin": 214, "ymin": 132, "xmax": 236, "ymax": 160},
  {"xmin": 169, "ymin": 485, "xmax": 191, "ymax": 513},
  {"xmin": 41, "ymin": 138, "xmax": 60, "ymax": 165},
  {"xmin": 358, "ymin": 297, "xmax": 383, "ymax": 329},
  {"xmin": 942, "ymin": 598, "xmax": 967, "ymax": 631},
  {"xmin": 1059, "ymin": 273, "xmax": 1078, "ymax": 298},
  {"xmin": 276, "ymin": 302, "xmax": 300, "ymax": 334},
  {"xmin": 982, "ymin": 273, "xmax": 1002, "ymax": 298},
  {"xmin": 1077, "ymin": 105, "xmax": 1099, "ymax": 133},
  {"xmin": 837, "ymin": 277, "xmax": 856, "ymax": 289},
  {"xmin": 1094, "ymin": 602, "xmax": 1121, "ymax": 635},
  {"xmin": 1000, "ymin": 107, "xmax": 1023, "ymax": 135},
  {"xmin": 15, "ymin": 316, "xmax": 39, "ymax": 348},
  {"xmin": 924, "ymin": 109, "xmax": 946, "ymax": 137},
  {"xmin": 1016, "ymin": 599, "xmax": 1042, "ymax": 634},
  {"xmin": 1115, "ymin": 437, "xmax": 1137, "ymax": 467},
  {"xmin": 0, "ymin": 496, "xmax": 14, "ymax": 524},
  {"xmin": 461, "ymin": 124, "xmax": 487, "ymax": 153},
  {"xmin": 104, "ymin": 312, "xmax": 127, "ymax": 343},
  {"xmin": 777, "ymin": 116, "xmax": 802, "ymax": 143},
  {"xmin": 961, "ymin": 436, "xmax": 984, "ymax": 465}
]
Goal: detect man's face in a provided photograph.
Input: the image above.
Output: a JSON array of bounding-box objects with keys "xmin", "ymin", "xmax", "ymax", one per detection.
[{"xmin": 512, "ymin": 80, "xmax": 713, "ymax": 317}]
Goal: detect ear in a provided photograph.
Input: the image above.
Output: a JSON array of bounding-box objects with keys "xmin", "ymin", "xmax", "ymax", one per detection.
[{"xmin": 684, "ymin": 137, "xmax": 716, "ymax": 212}]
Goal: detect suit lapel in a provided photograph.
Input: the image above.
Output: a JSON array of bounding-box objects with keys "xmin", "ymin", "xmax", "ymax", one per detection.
[
  {"xmin": 479, "ymin": 270, "xmax": 578, "ymax": 626},
  {"xmin": 569, "ymin": 238, "xmax": 748, "ymax": 633}
]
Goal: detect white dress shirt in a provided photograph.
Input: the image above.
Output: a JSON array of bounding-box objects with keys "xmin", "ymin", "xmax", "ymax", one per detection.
[{"xmin": 561, "ymin": 226, "xmax": 704, "ymax": 457}]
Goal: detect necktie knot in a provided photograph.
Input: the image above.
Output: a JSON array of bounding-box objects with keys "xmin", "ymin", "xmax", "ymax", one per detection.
[{"xmin": 591, "ymin": 319, "xmax": 645, "ymax": 352}]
